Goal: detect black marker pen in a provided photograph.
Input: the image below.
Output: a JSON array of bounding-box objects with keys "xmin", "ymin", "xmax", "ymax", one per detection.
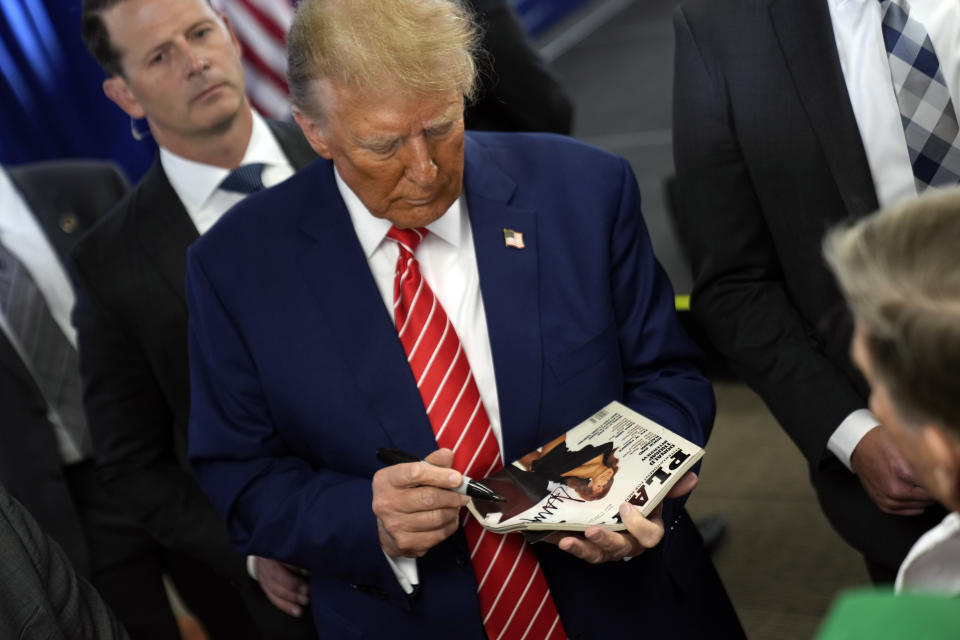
[{"xmin": 376, "ymin": 448, "xmax": 507, "ymax": 503}]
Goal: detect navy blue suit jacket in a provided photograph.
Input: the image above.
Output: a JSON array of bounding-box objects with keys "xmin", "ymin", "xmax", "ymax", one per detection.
[{"xmin": 186, "ymin": 133, "xmax": 736, "ymax": 638}]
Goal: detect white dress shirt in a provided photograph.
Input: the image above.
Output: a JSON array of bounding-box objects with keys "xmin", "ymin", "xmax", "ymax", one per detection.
[
  {"xmin": 161, "ymin": 111, "xmax": 294, "ymax": 234},
  {"xmin": 826, "ymin": 0, "xmax": 960, "ymax": 468},
  {"xmin": 337, "ymin": 168, "xmax": 503, "ymax": 594},
  {"xmin": 896, "ymin": 511, "xmax": 960, "ymax": 595},
  {"xmin": 0, "ymin": 167, "xmax": 86, "ymax": 463}
]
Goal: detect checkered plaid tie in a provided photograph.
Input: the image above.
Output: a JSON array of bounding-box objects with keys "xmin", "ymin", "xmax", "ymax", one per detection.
[
  {"xmin": 880, "ymin": 0, "xmax": 960, "ymax": 189},
  {"xmin": 387, "ymin": 227, "xmax": 566, "ymax": 640},
  {"xmin": 0, "ymin": 239, "xmax": 92, "ymax": 456}
]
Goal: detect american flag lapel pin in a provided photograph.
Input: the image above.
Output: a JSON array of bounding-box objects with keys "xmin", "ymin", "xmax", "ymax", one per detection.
[{"xmin": 503, "ymin": 228, "xmax": 525, "ymax": 249}]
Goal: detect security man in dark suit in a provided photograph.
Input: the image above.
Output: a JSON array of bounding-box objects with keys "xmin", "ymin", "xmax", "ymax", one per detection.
[
  {"xmin": 0, "ymin": 160, "xmax": 162, "ymax": 633},
  {"xmin": 1, "ymin": 160, "xmax": 127, "ymax": 578},
  {"xmin": 672, "ymin": 0, "xmax": 957, "ymax": 581},
  {"xmin": 70, "ymin": 0, "xmax": 317, "ymax": 637}
]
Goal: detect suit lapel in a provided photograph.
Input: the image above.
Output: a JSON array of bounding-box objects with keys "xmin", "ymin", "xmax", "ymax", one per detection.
[
  {"xmin": 463, "ymin": 137, "xmax": 543, "ymax": 463},
  {"xmin": 8, "ymin": 167, "xmax": 100, "ymax": 266},
  {"xmin": 295, "ymin": 163, "xmax": 439, "ymax": 455},
  {"xmin": 133, "ymin": 121, "xmax": 315, "ymax": 307},
  {"xmin": 135, "ymin": 122, "xmax": 314, "ymax": 306},
  {"xmin": 135, "ymin": 159, "xmax": 199, "ymax": 307},
  {"xmin": 769, "ymin": 0, "xmax": 879, "ymax": 217},
  {"xmin": 0, "ymin": 332, "xmax": 41, "ymax": 395}
]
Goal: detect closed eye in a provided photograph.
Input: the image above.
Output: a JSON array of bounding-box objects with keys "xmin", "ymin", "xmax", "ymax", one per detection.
[
  {"xmin": 425, "ymin": 122, "xmax": 454, "ymax": 138},
  {"xmin": 366, "ymin": 139, "xmax": 401, "ymax": 155}
]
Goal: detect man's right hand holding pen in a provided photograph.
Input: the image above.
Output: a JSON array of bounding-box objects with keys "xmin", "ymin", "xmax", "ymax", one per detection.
[{"xmin": 372, "ymin": 448, "xmax": 471, "ymax": 557}]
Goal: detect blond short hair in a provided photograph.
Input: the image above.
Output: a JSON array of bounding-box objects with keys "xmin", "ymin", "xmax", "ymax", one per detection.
[
  {"xmin": 287, "ymin": 0, "xmax": 480, "ymax": 119},
  {"xmin": 823, "ymin": 187, "xmax": 960, "ymax": 431}
]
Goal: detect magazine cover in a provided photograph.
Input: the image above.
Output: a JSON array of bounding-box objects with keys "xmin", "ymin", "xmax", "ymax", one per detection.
[{"xmin": 466, "ymin": 400, "xmax": 704, "ymax": 533}]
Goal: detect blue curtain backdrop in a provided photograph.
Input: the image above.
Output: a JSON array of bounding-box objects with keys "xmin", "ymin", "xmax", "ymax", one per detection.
[
  {"xmin": 0, "ymin": 0, "xmax": 587, "ymax": 183},
  {"xmin": 0, "ymin": 0, "xmax": 155, "ymax": 181}
]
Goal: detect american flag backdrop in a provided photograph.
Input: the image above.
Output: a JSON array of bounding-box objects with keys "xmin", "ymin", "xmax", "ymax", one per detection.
[{"xmin": 215, "ymin": 0, "xmax": 296, "ymax": 120}]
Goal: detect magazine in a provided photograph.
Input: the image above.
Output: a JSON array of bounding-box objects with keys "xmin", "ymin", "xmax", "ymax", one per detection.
[{"xmin": 465, "ymin": 400, "xmax": 703, "ymax": 534}]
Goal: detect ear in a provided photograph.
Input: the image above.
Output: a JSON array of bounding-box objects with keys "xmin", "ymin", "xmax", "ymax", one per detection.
[
  {"xmin": 920, "ymin": 424, "xmax": 960, "ymax": 510},
  {"xmin": 103, "ymin": 75, "xmax": 146, "ymax": 119},
  {"xmin": 293, "ymin": 107, "xmax": 333, "ymax": 159}
]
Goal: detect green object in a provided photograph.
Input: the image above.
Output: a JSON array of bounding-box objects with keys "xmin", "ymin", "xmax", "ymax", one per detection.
[
  {"xmin": 675, "ymin": 294, "xmax": 691, "ymax": 311},
  {"xmin": 815, "ymin": 588, "xmax": 960, "ymax": 639}
]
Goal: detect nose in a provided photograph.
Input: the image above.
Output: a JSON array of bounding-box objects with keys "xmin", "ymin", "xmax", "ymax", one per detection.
[
  {"xmin": 183, "ymin": 45, "xmax": 209, "ymax": 76},
  {"xmin": 403, "ymin": 136, "xmax": 438, "ymax": 187}
]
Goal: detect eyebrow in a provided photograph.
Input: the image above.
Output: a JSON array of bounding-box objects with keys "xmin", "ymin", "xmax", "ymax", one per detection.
[
  {"xmin": 141, "ymin": 19, "xmax": 216, "ymax": 63},
  {"xmin": 426, "ymin": 103, "xmax": 464, "ymax": 129},
  {"xmin": 357, "ymin": 133, "xmax": 401, "ymax": 149}
]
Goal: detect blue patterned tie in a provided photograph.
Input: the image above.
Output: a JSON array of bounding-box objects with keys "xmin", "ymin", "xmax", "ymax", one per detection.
[
  {"xmin": 218, "ymin": 162, "xmax": 266, "ymax": 194},
  {"xmin": 880, "ymin": 0, "xmax": 960, "ymax": 190},
  {"xmin": 0, "ymin": 239, "xmax": 92, "ymax": 456}
]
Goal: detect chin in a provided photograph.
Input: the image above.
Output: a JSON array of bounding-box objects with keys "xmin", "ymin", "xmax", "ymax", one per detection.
[
  {"xmin": 387, "ymin": 207, "xmax": 448, "ymax": 230},
  {"xmin": 196, "ymin": 89, "xmax": 244, "ymax": 116},
  {"xmin": 199, "ymin": 104, "xmax": 246, "ymax": 134}
]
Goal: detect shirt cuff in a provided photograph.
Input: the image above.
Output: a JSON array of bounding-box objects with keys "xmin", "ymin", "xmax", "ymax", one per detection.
[
  {"xmin": 827, "ymin": 409, "xmax": 879, "ymax": 471},
  {"xmin": 247, "ymin": 555, "xmax": 258, "ymax": 581},
  {"xmin": 383, "ymin": 552, "xmax": 419, "ymax": 595}
]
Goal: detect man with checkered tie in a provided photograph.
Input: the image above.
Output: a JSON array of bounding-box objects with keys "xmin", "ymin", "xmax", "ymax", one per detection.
[
  {"xmin": 185, "ymin": 0, "xmax": 745, "ymax": 637},
  {"xmin": 673, "ymin": 0, "xmax": 959, "ymax": 582}
]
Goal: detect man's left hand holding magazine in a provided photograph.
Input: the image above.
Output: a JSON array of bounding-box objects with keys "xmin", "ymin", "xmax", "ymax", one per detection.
[{"xmin": 552, "ymin": 472, "xmax": 699, "ymax": 563}]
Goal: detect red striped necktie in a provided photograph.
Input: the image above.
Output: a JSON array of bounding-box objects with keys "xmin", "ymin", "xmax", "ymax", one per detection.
[{"xmin": 387, "ymin": 226, "xmax": 566, "ymax": 640}]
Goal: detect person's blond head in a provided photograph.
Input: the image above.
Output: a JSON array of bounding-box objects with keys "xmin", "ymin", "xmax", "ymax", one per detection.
[
  {"xmin": 823, "ymin": 187, "xmax": 960, "ymax": 434},
  {"xmin": 287, "ymin": 0, "xmax": 480, "ymax": 120}
]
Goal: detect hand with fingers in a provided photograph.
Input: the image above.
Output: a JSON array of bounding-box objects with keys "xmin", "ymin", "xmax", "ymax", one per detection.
[
  {"xmin": 552, "ymin": 471, "xmax": 699, "ymax": 564},
  {"xmin": 253, "ymin": 557, "xmax": 311, "ymax": 617},
  {"xmin": 851, "ymin": 427, "xmax": 934, "ymax": 515},
  {"xmin": 372, "ymin": 448, "xmax": 471, "ymax": 558}
]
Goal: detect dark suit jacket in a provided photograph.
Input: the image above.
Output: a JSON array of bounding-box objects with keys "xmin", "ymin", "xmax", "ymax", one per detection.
[
  {"xmin": 0, "ymin": 483, "xmax": 129, "ymax": 640},
  {"xmin": 0, "ymin": 161, "xmax": 128, "ymax": 576},
  {"xmin": 464, "ymin": 0, "xmax": 574, "ymax": 134},
  {"xmin": 672, "ymin": 0, "xmax": 946, "ymax": 573},
  {"xmin": 186, "ymin": 132, "xmax": 743, "ymax": 638},
  {"xmin": 70, "ymin": 120, "xmax": 316, "ymax": 582}
]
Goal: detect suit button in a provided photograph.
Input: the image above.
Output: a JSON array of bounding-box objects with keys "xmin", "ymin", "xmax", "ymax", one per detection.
[
  {"xmin": 455, "ymin": 552, "xmax": 468, "ymax": 567},
  {"xmin": 59, "ymin": 212, "xmax": 79, "ymax": 234}
]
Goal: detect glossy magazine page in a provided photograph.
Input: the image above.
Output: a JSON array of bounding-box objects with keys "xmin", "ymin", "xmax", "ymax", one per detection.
[{"xmin": 466, "ymin": 401, "xmax": 704, "ymax": 533}]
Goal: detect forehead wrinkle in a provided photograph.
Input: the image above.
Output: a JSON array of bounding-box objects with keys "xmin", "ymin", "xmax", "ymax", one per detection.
[
  {"xmin": 113, "ymin": 5, "xmax": 217, "ymax": 56},
  {"xmin": 144, "ymin": 17, "xmax": 215, "ymax": 50}
]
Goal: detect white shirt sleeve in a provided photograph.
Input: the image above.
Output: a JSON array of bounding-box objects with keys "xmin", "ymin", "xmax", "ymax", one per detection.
[
  {"xmin": 383, "ymin": 552, "xmax": 419, "ymax": 595},
  {"xmin": 827, "ymin": 409, "xmax": 879, "ymax": 470}
]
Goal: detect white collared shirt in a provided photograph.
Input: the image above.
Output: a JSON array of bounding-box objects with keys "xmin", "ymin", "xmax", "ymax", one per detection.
[
  {"xmin": 337, "ymin": 169, "xmax": 504, "ymax": 453},
  {"xmin": 0, "ymin": 167, "xmax": 85, "ymax": 463},
  {"xmin": 826, "ymin": 0, "xmax": 960, "ymax": 467},
  {"xmin": 896, "ymin": 512, "xmax": 960, "ymax": 595},
  {"xmin": 336, "ymin": 168, "xmax": 502, "ymax": 594},
  {"xmin": 160, "ymin": 111, "xmax": 295, "ymax": 234}
]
